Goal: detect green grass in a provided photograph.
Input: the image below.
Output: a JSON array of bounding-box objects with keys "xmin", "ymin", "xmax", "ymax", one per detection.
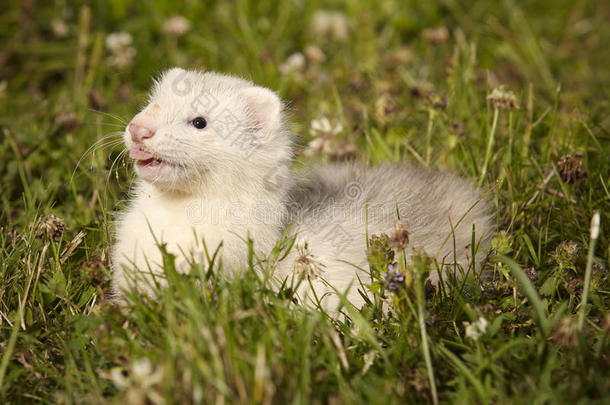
[{"xmin": 1, "ymin": 0, "xmax": 609, "ymax": 403}]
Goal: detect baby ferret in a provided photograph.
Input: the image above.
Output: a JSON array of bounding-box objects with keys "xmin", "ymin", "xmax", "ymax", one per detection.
[{"xmin": 111, "ymin": 67, "xmax": 493, "ymax": 311}]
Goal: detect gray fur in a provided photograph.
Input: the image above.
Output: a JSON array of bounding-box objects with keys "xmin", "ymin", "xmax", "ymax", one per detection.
[
  {"xmin": 111, "ymin": 68, "xmax": 494, "ymax": 313},
  {"xmin": 275, "ymin": 162, "xmax": 494, "ymax": 310}
]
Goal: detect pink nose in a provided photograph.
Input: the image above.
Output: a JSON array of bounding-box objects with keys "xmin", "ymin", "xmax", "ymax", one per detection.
[{"xmin": 129, "ymin": 123, "xmax": 155, "ymax": 143}]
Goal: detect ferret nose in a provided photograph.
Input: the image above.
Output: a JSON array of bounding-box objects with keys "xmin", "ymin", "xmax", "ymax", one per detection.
[{"xmin": 129, "ymin": 123, "xmax": 155, "ymax": 143}]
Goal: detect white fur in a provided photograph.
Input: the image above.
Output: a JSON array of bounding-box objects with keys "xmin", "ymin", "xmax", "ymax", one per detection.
[
  {"xmin": 112, "ymin": 68, "xmax": 292, "ymax": 296},
  {"xmin": 111, "ymin": 68, "xmax": 494, "ymax": 312}
]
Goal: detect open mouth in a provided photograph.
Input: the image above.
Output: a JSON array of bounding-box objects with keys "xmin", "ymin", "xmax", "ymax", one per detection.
[
  {"xmin": 130, "ymin": 146, "xmax": 164, "ymax": 166},
  {"xmin": 129, "ymin": 146, "xmax": 176, "ymax": 179},
  {"xmin": 135, "ymin": 157, "xmax": 164, "ymax": 167}
]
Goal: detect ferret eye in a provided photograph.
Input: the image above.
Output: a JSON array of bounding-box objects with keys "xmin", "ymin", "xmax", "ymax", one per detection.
[{"xmin": 191, "ymin": 117, "xmax": 207, "ymax": 129}]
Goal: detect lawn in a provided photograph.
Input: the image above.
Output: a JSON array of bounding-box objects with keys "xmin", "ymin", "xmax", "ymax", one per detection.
[{"xmin": 1, "ymin": 0, "xmax": 609, "ymax": 403}]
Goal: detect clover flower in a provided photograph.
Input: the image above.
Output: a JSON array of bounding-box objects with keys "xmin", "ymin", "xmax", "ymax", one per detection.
[
  {"xmin": 374, "ymin": 93, "xmax": 398, "ymax": 123},
  {"xmin": 487, "ymin": 86, "xmax": 519, "ymax": 110},
  {"xmin": 106, "ymin": 32, "xmax": 132, "ymax": 53},
  {"xmin": 163, "ymin": 15, "xmax": 190, "ymax": 36},
  {"xmin": 106, "ymin": 32, "xmax": 136, "ymax": 68},
  {"xmin": 552, "ymin": 240, "xmax": 580, "ymax": 270},
  {"xmin": 305, "ymin": 117, "xmax": 355, "ymax": 160},
  {"xmin": 311, "ymin": 10, "xmax": 349, "ymax": 42},
  {"xmin": 110, "ymin": 358, "xmax": 165, "ymax": 405},
  {"xmin": 557, "ymin": 154, "xmax": 586, "ymax": 185},
  {"xmin": 55, "ymin": 112, "xmax": 79, "ymax": 131},
  {"xmin": 33, "ymin": 214, "xmax": 66, "ymax": 240},
  {"xmin": 51, "ymin": 18, "xmax": 68, "ymax": 38},
  {"xmin": 525, "ymin": 267, "xmax": 539, "ymax": 282},
  {"xmin": 279, "ymin": 52, "xmax": 306, "ymax": 75},
  {"xmin": 465, "ymin": 317, "xmax": 489, "ymax": 340},
  {"xmin": 310, "ymin": 117, "xmax": 343, "ymax": 137},
  {"xmin": 304, "ymin": 44, "xmax": 326, "ymax": 64},
  {"xmin": 422, "ymin": 26, "xmax": 449, "ymax": 45}
]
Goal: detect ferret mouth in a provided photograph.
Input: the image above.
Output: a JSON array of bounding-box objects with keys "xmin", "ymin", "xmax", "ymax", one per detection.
[
  {"xmin": 135, "ymin": 157, "xmax": 165, "ymax": 167},
  {"xmin": 129, "ymin": 146, "xmax": 168, "ymax": 166},
  {"xmin": 129, "ymin": 146, "xmax": 180, "ymax": 180}
]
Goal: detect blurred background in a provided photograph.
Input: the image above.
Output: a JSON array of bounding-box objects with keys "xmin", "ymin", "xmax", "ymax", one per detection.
[{"xmin": 1, "ymin": 0, "xmax": 608, "ymax": 209}]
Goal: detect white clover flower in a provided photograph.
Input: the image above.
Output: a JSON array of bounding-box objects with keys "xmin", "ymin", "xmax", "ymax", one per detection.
[
  {"xmin": 132, "ymin": 358, "xmax": 153, "ymax": 380},
  {"xmin": 304, "ymin": 137, "xmax": 333, "ymax": 157},
  {"xmin": 304, "ymin": 44, "xmax": 326, "ymax": 64},
  {"xmin": 51, "ymin": 18, "xmax": 68, "ymax": 37},
  {"xmin": 109, "ymin": 357, "xmax": 165, "ymax": 404},
  {"xmin": 108, "ymin": 47, "xmax": 137, "ymax": 69},
  {"xmin": 476, "ymin": 317, "xmax": 489, "ymax": 331},
  {"xmin": 163, "ymin": 15, "xmax": 190, "ymax": 36},
  {"xmin": 487, "ymin": 86, "xmax": 519, "ymax": 110},
  {"xmin": 307, "ymin": 137, "xmax": 325, "ymax": 151},
  {"xmin": 311, "ymin": 10, "xmax": 349, "ymax": 42},
  {"xmin": 105, "ymin": 32, "xmax": 133, "ymax": 53},
  {"xmin": 311, "ymin": 117, "xmax": 331, "ymax": 134},
  {"xmin": 106, "ymin": 32, "xmax": 136, "ymax": 69},
  {"xmin": 310, "ymin": 117, "xmax": 343, "ymax": 137},
  {"xmin": 465, "ymin": 317, "xmax": 489, "ymax": 341},
  {"xmin": 422, "ymin": 26, "xmax": 449, "ymax": 45},
  {"xmin": 110, "ymin": 367, "xmax": 129, "ymax": 389},
  {"xmin": 305, "ymin": 117, "xmax": 349, "ymax": 158},
  {"xmin": 279, "ymin": 52, "xmax": 306, "ymax": 75}
]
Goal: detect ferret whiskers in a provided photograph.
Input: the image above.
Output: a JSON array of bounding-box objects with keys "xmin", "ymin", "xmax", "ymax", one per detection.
[
  {"xmin": 71, "ymin": 132, "xmax": 125, "ymax": 184},
  {"xmin": 88, "ymin": 109, "xmax": 129, "ymax": 126}
]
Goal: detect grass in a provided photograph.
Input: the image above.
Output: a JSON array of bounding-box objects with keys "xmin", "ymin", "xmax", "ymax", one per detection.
[{"xmin": 1, "ymin": 0, "xmax": 609, "ymax": 403}]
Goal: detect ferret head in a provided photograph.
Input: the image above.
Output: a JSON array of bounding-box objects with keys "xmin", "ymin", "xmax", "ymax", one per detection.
[{"xmin": 124, "ymin": 68, "xmax": 292, "ymax": 194}]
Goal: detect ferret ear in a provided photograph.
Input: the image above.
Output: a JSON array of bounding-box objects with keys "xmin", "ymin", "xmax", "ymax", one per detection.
[{"xmin": 240, "ymin": 86, "xmax": 282, "ymax": 140}]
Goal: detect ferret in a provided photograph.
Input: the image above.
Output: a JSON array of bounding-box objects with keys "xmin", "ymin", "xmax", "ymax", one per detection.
[{"xmin": 111, "ymin": 67, "xmax": 494, "ymax": 311}]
